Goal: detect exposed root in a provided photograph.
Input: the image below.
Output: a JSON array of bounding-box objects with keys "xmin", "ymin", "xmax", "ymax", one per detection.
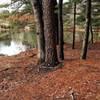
[{"xmin": 38, "ymin": 61, "xmax": 59, "ymax": 72}]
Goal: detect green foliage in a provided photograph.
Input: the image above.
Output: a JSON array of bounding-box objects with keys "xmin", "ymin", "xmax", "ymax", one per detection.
[
  {"xmin": 92, "ymin": 18, "xmax": 100, "ymax": 27},
  {"xmin": 76, "ymin": 15, "xmax": 85, "ymax": 25},
  {"xmin": 0, "ymin": 13, "xmax": 10, "ymax": 19},
  {"xmin": 10, "ymin": 20, "xmax": 22, "ymax": 28},
  {"xmin": 69, "ymin": 0, "xmax": 81, "ymax": 3},
  {"xmin": 23, "ymin": 31, "xmax": 37, "ymax": 48},
  {"xmin": 21, "ymin": 3, "xmax": 32, "ymax": 14},
  {"xmin": 0, "ymin": 4, "xmax": 9, "ymax": 8}
]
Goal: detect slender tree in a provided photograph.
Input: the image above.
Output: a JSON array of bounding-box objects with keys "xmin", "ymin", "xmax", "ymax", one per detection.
[
  {"xmin": 81, "ymin": 0, "xmax": 91, "ymax": 59},
  {"xmin": 72, "ymin": 2, "xmax": 76, "ymax": 49},
  {"xmin": 42, "ymin": 0, "xmax": 58, "ymax": 67},
  {"xmin": 53, "ymin": 0, "xmax": 59, "ymax": 45},
  {"xmin": 90, "ymin": 3, "xmax": 93, "ymax": 44},
  {"xmin": 58, "ymin": 0, "xmax": 64, "ymax": 60},
  {"xmin": 30, "ymin": 0, "xmax": 45, "ymax": 64},
  {"xmin": 90, "ymin": 22, "xmax": 94, "ymax": 44}
]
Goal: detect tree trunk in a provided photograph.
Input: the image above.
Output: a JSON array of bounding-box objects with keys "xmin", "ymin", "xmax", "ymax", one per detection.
[
  {"xmin": 42, "ymin": 0, "xmax": 58, "ymax": 67},
  {"xmin": 81, "ymin": 0, "xmax": 91, "ymax": 60},
  {"xmin": 53, "ymin": 0, "xmax": 59, "ymax": 45},
  {"xmin": 72, "ymin": 2, "xmax": 76, "ymax": 49},
  {"xmin": 58, "ymin": 0, "xmax": 64, "ymax": 60},
  {"xmin": 90, "ymin": 22, "xmax": 93, "ymax": 44},
  {"xmin": 30, "ymin": 0, "xmax": 45, "ymax": 64}
]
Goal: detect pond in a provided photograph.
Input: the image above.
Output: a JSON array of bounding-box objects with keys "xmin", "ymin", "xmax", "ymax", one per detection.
[{"xmin": 0, "ymin": 31, "xmax": 36, "ymax": 56}]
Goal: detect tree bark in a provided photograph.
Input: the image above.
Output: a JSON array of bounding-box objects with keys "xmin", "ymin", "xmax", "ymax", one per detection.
[
  {"xmin": 81, "ymin": 0, "xmax": 91, "ymax": 59},
  {"xmin": 90, "ymin": 22, "xmax": 93, "ymax": 44},
  {"xmin": 53, "ymin": 0, "xmax": 59, "ymax": 45},
  {"xmin": 72, "ymin": 2, "xmax": 76, "ymax": 49},
  {"xmin": 58, "ymin": 0, "xmax": 64, "ymax": 60},
  {"xmin": 30, "ymin": 0, "xmax": 45, "ymax": 64},
  {"xmin": 42, "ymin": 0, "xmax": 58, "ymax": 67}
]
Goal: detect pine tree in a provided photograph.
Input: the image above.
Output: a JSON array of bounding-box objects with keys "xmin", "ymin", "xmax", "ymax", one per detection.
[
  {"xmin": 58, "ymin": 0, "xmax": 64, "ymax": 60},
  {"xmin": 42, "ymin": 0, "xmax": 58, "ymax": 67},
  {"xmin": 81, "ymin": 0, "xmax": 91, "ymax": 59},
  {"xmin": 30, "ymin": 0, "xmax": 45, "ymax": 64}
]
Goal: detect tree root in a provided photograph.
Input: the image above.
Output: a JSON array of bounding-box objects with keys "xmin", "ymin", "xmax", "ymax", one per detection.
[{"xmin": 38, "ymin": 61, "xmax": 59, "ymax": 72}]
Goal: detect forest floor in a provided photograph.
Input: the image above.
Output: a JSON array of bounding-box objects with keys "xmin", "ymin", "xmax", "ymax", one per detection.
[{"xmin": 0, "ymin": 42, "xmax": 100, "ymax": 100}]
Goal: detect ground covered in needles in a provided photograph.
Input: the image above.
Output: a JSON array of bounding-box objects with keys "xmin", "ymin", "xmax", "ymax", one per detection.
[{"xmin": 0, "ymin": 42, "xmax": 100, "ymax": 100}]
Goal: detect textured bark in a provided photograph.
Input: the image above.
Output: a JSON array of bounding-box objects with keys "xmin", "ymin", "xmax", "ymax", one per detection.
[
  {"xmin": 30, "ymin": 0, "xmax": 45, "ymax": 64},
  {"xmin": 53, "ymin": 0, "xmax": 59, "ymax": 45},
  {"xmin": 81, "ymin": 0, "xmax": 91, "ymax": 59},
  {"xmin": 72, "ymin": 2, "xmax": 76, "ymax": 49},
  {"xmin": 58, "ymin": 0, "xmax": 64, "ymax": 60},
  {"xmin": 42, "ymin": 0, "xmax": 58, "ymax": 67}
]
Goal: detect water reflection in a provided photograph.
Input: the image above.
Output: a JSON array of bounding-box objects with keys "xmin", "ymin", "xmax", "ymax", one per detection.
[
  {"xmin": 0, "ymin": 40, "xmax": 26, "ymax": 56},
  {"xmin": 0, "ymin": 32, "xmax": 36, "ymax": 56}
]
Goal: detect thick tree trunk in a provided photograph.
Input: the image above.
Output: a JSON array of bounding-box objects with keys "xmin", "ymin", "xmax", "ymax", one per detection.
[
  {"xmin": 30, "ymin": 0, "xmax": 45, "ymax": 64},
  {"xmin": 72, "ymin": 2, "xmax": 76, "ymax": 49},
  {"xmin": 42, "ymin": 0, "xmax": 58, "ymax": 67},
  {"xmin": 81, "ymin": 0, "xmax": 91, "ymax": 59},
  {"xmin": 58, "ymin": 0, "xmax": 64, "ymax": 60}
]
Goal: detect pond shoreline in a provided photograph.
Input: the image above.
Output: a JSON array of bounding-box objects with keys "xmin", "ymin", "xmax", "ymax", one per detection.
[{"xmin": 0, "ymin": 31, "xmax": 36, "ymax": 56}]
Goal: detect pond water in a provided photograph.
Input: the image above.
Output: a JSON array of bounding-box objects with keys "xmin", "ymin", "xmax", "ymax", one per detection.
[{"xmin": 0, "ymin": 31, "xmax": 36, "ymax": 56}]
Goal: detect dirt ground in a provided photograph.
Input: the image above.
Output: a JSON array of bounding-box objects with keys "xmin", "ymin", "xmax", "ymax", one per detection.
[{"xmin": 0, "ymin": 42, "xmax": 100, "ymax": 100}]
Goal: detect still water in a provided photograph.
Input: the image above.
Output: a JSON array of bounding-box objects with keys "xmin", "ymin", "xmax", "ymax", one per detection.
[{"xmin": 0, "ymin": 32, "xmax": 36, "ymax": 56}]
